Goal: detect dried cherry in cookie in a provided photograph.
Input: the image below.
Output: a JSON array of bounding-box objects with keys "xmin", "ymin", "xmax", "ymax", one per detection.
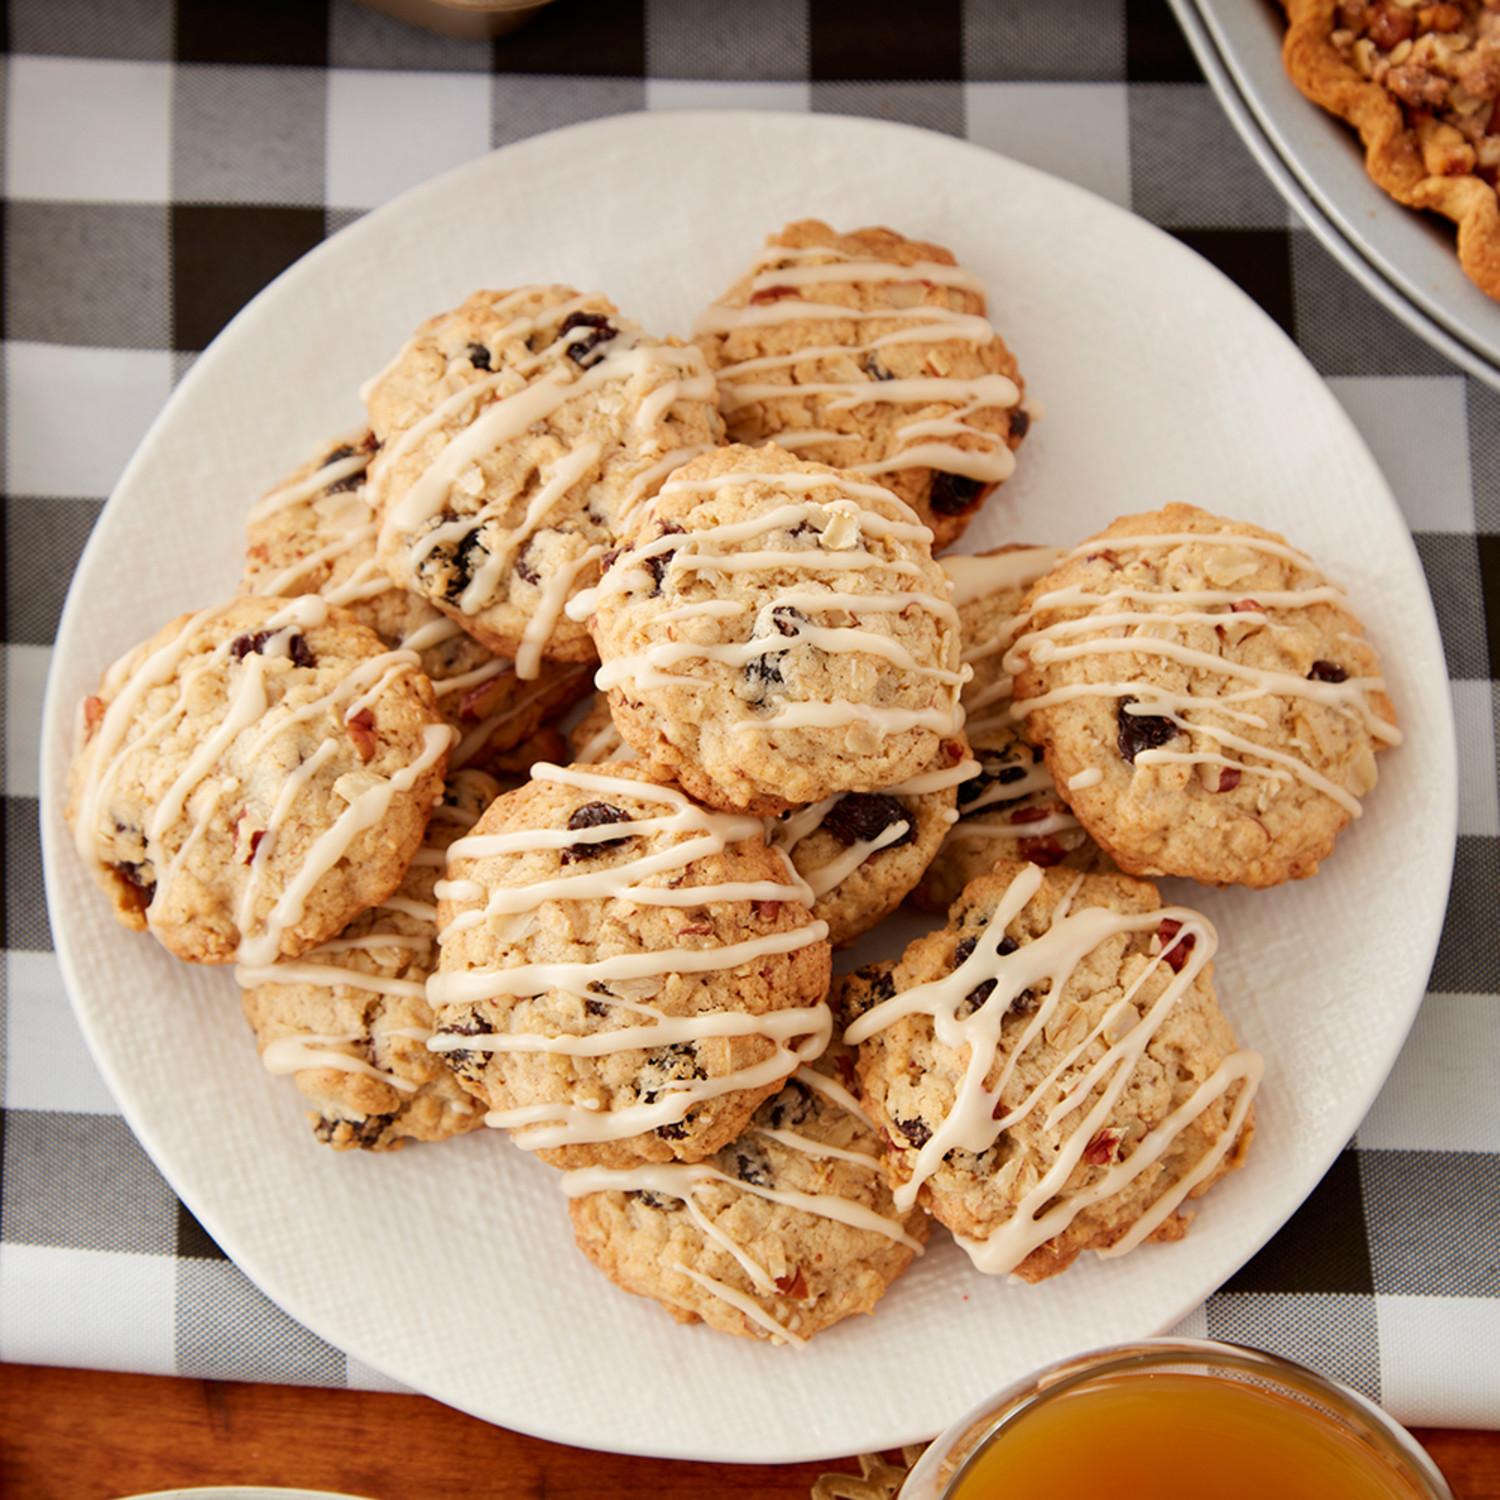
[
  {"xmin": 766, "ymin": 736, "xmax": 973, "ymax": 948},
  {"xmin": 822, "ymin": 792, "xmax": 914, "ymax": 849}
]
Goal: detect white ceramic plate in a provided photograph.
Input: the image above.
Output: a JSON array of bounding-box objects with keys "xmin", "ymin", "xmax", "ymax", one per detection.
[
  {"xmin": 1171, "ymin": 0, "xmax": 1500, "ymax": 389},
  {"xmin": 40, "ymin": 111, "xmax": 1455, "ymax": 1464}
]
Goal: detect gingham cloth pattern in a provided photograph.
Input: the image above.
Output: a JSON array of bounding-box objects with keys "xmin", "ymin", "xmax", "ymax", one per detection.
[{"xmin": 2, "ymin": 0, "xmax": 1496, "ymax": 1429}]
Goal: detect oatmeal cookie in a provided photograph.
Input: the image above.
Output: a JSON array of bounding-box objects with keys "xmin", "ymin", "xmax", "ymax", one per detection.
[
  {"xmin": 1005, "ymin": 504, "xmax": 1401, "ymax": 888},
  {"xmin": 66, "ymin": 595, "xmax": 451, "ymax": 965},
  {"xmin": 243, "ymin": 430, "xmax": 593, "ymax": 773},
  {"xmin": 910, "ymin": 547, "xmax": 1113, "ymax": 912},
  {"xmin": 428, "ymin": 760, "xmax": 833, "ymax": 1169},
  {"xmin": 569, "ymin": 443, "xmax": 966, "ymax": 815},
  {"xmin": 842, "ymin": 861, "xmax": 1260, "ymax": 1282},
  {"xmin": 1281, "ymin": 0, "xmax": 1500, "ymax": 300},
  {"xmin": 563, "ymin": 1045, "xmax": 928, "ymax": 1344},
  {"xmin": 236, "ymin": 769, "xmax": 501, "ymax": 1150},
  {"xmin": 365, "ymin": 286, "xmax": 723, "ymax": 673},
  {"xmin": 693, "ymin": 219, "xmax": 1031, "ymax": 549}
]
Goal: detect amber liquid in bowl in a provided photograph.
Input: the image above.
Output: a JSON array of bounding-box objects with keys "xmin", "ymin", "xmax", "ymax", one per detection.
[{"xmin": 946, "ymin": 1371, "xmax": 1427, "ymax": 1500}]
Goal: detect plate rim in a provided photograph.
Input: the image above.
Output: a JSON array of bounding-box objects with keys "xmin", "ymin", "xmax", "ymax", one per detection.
[{"xmin": 38, "ymin": 107, "xmax": 1459, "ymax": 1463}]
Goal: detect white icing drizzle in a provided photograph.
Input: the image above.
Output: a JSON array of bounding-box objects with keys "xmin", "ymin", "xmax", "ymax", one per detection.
[
  {"xmin": 445, "ymin": 998, "xmax": 828, "ymax": 1056},
  {"xmin": 656, "ymin": 465, "xmax": 931, "ymax": 515},
  {"xmin": 1065, "ymin": 1052, "xmax": 1260, "ymax": 1261},
  {"xmin": 258, "ymin": 1032, "xmax": 421, "ymax": 1093},
  {"xmin": 556, "ymin": 1061, "xmax": 921, "ymax": 1344},
  {"xmin": 1004, "ymin": 534, "xmax": 1403, "ymax": 819},
  {"xmin": 941, "ymin": 547, "xmax": 1062, "ymax": 609},
  {"xmin": 247, "ymin": 438, "xmax": 383, "ymax": 604},
  {"xmin": 515, "ymin": 543, "xmax": 603, "ymax": 681},
  {"xmin": 752, "ymin": 1127, "xmax": 882, "ymax": 1169},
  {"xmin": 398, "ymin": 615, "xmax": 467, "ymax": 656},
  {"xmin": 247, "ymin": 438, "xmax": 374, "ymax": 526},
  {"xmin": 235, "ymin": 956, "xmax": 428, "ymax": 1000},
  {"xmin": 791, "ymin": 820, "xmax": 911, "ymax": 900},
  {"xmin": 959, "ymin": 759, "xmax": 1054, "ymax": 813},
  {"xmin": 252, "ymin": 518, "xmax": 379, "ymax": 602},
  {"xmin": 427, "ymin": 764, "xmax": 831, "ymax": 1149},
  {"xmin": 962, "ymin": 693, "xmax": 1016, "ymax": 742},
  {"xmin": 884, "ymin": 757, "xmax": 980, "ymax": 797},
  {"xmin": 843, "ymin": 863, "xmax": 1260, "ymax": 1276},
  {"xmin": 73, "ymin": 595, "xmax": 452, "ymax": 964},
  {"xmin": 739, "ymin": 249, "xmax": 988, "ymax": 294},
  {"xmin": 573, "ymin": 715, "xmax": 628, "ymax": 766},
  {"xmin": 943, "ymin": 803, "xmax": 1082, "ymax": 844},
  {"xmin": 615, "ymin": 443, "xmax": 718, "ymax": 525},
  {"xmin": 673, "ymin": 1264, "xmax": 808, "ymax": 1348},
  {"xmin": 580, "ymin": 709, "xmax": 977, "ymax": 901},
  {"xmin": 794, "ymin": 1057, "xmax": 879, "ymax": 1133},
  {"xmin": 696, "ymin": 240, "xmax": 1021, "ymax": 485}
]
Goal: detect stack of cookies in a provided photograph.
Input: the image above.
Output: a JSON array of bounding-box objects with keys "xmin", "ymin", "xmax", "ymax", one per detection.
[{"xmin": 64, "ymin": 218, "xmax": 1400, "ymax": 1347}]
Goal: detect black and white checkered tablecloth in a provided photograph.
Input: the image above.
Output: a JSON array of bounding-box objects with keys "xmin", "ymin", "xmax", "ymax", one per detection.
[{"xmin": 3, "ymin": 0, "xmax": 1496, "ymax": 1432}]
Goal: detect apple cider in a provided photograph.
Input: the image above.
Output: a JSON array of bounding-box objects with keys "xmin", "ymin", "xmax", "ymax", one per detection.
[{"xmin": 946, "ymin": 1371, "xmax": 1428, "ymax": 1500}]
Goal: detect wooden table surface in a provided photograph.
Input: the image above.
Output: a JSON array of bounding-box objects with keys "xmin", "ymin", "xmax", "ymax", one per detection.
[{"xmin": 1, "ymin": 1362, "xmax": 1496, "ymax": 1500}]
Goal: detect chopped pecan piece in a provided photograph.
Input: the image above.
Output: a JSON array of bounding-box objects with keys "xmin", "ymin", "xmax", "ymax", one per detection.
[{"xmin": 346, "ymin": 708, "xmax": 378, "ymax": 762}]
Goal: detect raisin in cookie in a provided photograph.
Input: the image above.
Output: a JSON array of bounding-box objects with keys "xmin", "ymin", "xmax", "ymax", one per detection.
[
  {"xmin": 1281, "ymin": 0, "xmax": 1500, "ymax": 302},
  {"xmin": 568, "ymin": 443, "xmax": 966, "ymax": 816},
  {"xmin": 66, "ymin": 595, "xmax": 451, "ymax": 965},
  {"xmin": 910, "ymin": 546, "xmax": 1113, "ymax": 913},
  {"xmin": 365, "ymin": 286, "xmax": 723, "ymax": 674},
  {"xmin": 428, "ymin": 760, "xmax": 833, "ymax": 1169},
  {"xmin": 842, "ymin": 861, "xmax": 1259, "ymax": 1282},
  {"xmin": 693, "ymin": 219, "xmax": 1031, "ymax": 549},
  {"xmin": 767, "ymin": 735, "xmax": 973, "ymax": 948},
  {"xmin": 1005, "ymin": 504, "xmax": 1401, "ymax": 889},
  {"xmin": 562, "ymin": 1045, "xmax": 928, "ymax": 1344},
  {"xmin": 236, "ymin": 769, "xmax": 501, "ymax": 1150},
  {"xmin": 243, "ymin": 430, "xmax": 592, "ymax": 774}
]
